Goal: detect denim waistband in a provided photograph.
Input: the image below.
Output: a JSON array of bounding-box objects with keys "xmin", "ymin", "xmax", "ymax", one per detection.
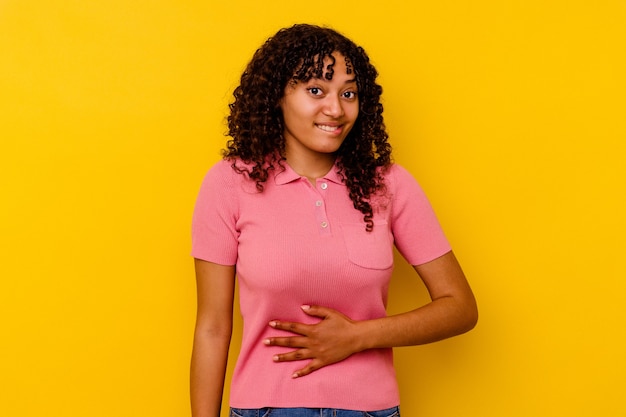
[{"xmin": 230, "ymin": 406, "xmax": 400, "ymax": 417}]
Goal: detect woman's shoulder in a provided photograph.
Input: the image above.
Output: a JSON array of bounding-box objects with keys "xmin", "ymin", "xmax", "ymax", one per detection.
[
  {"xmin": 200, "ymin": 158, "xmax": 244, "ymax": 189},
  {"xmin": 204, "ymin": 158, "xmax": 249, "ymax": 180},
  {"xmin": 201, "ymin": 158, "xmax": 265, "ymax": 197},
  {"xmin": 382, "ymin": 163, "xmax": 419, "ymax": 186},
  {"xmin": 379, "ymin": 163, "xmax": 432, "ymax": 204}
]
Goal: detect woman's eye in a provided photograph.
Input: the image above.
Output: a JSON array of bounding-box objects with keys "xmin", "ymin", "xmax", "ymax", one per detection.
[
  {"xmin": 307, "ymin": 87, "xmax": 323, "ymax": 96},
  {"xmin": 343, "ymin": 91, "xmax": 357, "ymax": 99}
]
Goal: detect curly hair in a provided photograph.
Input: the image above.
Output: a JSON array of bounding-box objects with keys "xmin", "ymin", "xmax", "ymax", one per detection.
[{"xmin": 224, "ymin": 24, "xmax": 392, "ymax": 231}]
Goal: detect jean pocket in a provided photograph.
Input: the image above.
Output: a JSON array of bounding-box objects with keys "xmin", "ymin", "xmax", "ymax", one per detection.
[
  {"xmin": 364, "ymin": 406, "xmax": 400, "ymax": 417},
  {"xmin": 340, "ymin": 222, "xmax": 393, "ymax": 270},
  {"xmin": 230, "ymin": 408, "xmax": 272, "ymax": 417}
]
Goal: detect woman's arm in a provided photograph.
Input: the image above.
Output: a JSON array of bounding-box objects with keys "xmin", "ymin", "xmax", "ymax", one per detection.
[
  {"xmin": 361, "ymin": 250, "xmax": 477, "ymax": 347},
  {"xmin": 266, "ymin": 251, "xmax": 477, "ymax": 377},
  {"xmin": 190, "ymin": 259, "xmax": 236, "ymax": 417}
]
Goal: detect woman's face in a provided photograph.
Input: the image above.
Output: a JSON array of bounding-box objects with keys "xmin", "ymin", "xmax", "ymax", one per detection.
[{"xmin": 279, "ymin": 53, "xmax": 359, "ymax": 162}]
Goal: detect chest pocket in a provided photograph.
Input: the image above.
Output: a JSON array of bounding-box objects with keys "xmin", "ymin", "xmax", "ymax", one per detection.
[{"xmin": 340, "ymin": 221, "xmax": 394, "ymax": 270}]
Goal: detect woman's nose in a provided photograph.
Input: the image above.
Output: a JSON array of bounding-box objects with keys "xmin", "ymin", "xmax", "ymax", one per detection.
[{"xmin": 322, "ymin": 95, "xmax": 344, "ymax": 117}]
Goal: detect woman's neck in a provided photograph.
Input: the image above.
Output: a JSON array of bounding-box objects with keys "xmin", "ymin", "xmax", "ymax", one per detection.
[{"xmin": 284, "ymin": 151, "xmax": 336, "ymax": 185}]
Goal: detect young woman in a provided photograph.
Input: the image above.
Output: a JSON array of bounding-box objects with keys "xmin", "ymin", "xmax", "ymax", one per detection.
[{"xmin": 191, "ymin": 24, "xmax": 478, "ymax": 417}]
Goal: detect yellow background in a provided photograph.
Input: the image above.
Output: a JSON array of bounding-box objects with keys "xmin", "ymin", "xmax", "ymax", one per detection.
[{"xmin": 1, "ymin": 1, "xmax": 625, "ymax": 416}]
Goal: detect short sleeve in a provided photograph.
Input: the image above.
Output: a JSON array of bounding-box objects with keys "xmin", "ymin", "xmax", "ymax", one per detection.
[
  {"xmin": 388, "ymin": 164, "xmax": 452, "ymax": 265},
  {"xmin": 191, "ymin": 160, "xmax": 239, "ymax": 265}
]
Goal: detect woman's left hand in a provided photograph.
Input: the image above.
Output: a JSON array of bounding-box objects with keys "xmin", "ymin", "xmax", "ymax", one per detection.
[
  {"xmin": 264, "ymin": 305, "xmax": 361, "ymax": 378},
  {"xmin": 263, "ymin": 252, "xmax": 478, "ymax": 379}
]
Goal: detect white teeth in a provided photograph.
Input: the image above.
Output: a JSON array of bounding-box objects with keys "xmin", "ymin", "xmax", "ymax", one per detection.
[{"xmin": 316, "ymin": 124, "xmax": 339, "ymax": 132}]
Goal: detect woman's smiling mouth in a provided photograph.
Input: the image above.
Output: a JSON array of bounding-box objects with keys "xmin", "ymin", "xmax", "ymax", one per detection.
[{"xmin": 315, "ymin": 123, "xmax": 343, "ymax": 133}]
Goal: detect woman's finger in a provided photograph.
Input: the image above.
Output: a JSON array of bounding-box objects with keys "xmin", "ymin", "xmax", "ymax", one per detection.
[
  {"xmin": 271, "ymin": 348, "xmax": 312, "ymax": 363},
  {"xmin": 264, "ymin": 335, "xmax": 308, "ymax": 348},
  {"xmin": 268, "ymin": 320, "xmax": 311, "ymax": 335}
]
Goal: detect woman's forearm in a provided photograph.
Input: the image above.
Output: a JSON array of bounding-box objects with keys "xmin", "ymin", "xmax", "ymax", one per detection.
[
  {"xmin": 357, "ymin": 252, "xmax": 477, "ymax": 350},
  {"xmin": 191, "ymin": 260, "xmax": 236, "ymax": 417},
  {"xmin": 190, "ymin": 328, "xmax": 232, "ymax": 417},
  {"xmin": 354, "ymin": 293, "xmax": 478, "ymax": 351}
]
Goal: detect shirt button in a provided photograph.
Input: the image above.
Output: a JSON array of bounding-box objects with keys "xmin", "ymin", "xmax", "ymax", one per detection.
[
  {"xmin": 321, "ymin": 221, "xmax": 328, "ymax": 228},
  {"xmin": 315, "ymin": 200, "xmax": 323, "ymax": 207},
  {"xmin": 320, "ymin": 183, "xmax": 328, "ymax": 190}
]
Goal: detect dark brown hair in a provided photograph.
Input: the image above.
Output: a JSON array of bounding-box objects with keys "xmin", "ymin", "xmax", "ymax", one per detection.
[{"xmin": 224, "ymin": 24, "xmax": 392, "ymax": 231}]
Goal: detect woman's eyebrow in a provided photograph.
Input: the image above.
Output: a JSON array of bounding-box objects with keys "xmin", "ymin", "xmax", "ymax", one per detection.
[
  {"xmin": 308, "ymin": 76, "xmax": 357, "ymax": 85},
  {"xmin": 318, "ymin": 77, "xmax": 357, "ymax": 84}
]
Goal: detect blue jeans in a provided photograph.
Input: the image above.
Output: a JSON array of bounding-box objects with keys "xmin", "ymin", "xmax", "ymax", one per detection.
[{"xmin": 230, "ymin": 406, "xmax": 400, "ymax": 417}]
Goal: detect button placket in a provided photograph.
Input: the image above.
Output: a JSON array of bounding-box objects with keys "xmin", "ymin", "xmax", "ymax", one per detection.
[{"xmin": 314, "ymin": 180, "xmax": 331, "ymax": 235}]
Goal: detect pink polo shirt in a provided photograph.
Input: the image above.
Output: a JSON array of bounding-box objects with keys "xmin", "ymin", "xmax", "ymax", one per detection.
[{"xmin": 191, "ymin": 159, "xmax": 451, "ymax": 410}]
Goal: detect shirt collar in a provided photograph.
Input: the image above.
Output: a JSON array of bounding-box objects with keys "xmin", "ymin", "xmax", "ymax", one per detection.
[{"xmin": 274, "ymin": 161, "xmax": 345, "ymax": 186}]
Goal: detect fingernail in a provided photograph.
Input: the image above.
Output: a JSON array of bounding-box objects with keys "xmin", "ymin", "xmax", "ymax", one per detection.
[
  {"xmin": 301, "ymin": 305, "xmax": 310, "ymax": 310},
  {"xmin": 273, "ymin": 355, "xmax": 279, "ymax": 362},
  {"xmin": 263, "ymin": 339, "xmax": 270, "ymax": 345},
  {"xmin": 292, "ymin": 372, "xmax": 299, "ymax": 378},
  {"xmin": 269, "ymin": 321, "xmax": 277, "ymax": 327}
]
